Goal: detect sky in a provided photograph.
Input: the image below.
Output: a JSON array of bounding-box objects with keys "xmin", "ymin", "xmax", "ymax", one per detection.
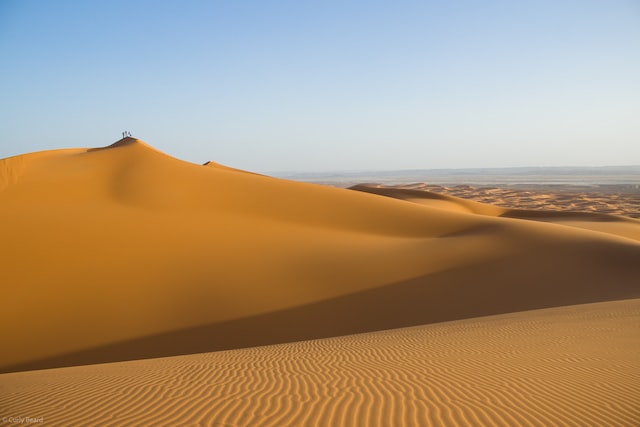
[{"xmin": 1, "ymin": 0, "xmax": 639, "ymax": 173}]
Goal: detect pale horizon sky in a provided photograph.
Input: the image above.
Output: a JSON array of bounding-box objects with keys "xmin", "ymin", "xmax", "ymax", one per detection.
[{"xmin": 1, "ymin": 1, "xmax": 639, "ymax": 173}]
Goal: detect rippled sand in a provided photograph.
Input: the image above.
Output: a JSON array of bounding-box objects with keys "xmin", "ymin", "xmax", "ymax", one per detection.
[{"xmin": 2, "ymin": 300, "xmax": 639, "ymax": 426}]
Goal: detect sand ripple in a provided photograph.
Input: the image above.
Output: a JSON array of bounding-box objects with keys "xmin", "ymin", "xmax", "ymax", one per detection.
[{"xmin": 2, "ymin": 299, "xmax": 639, "ymax": 427}]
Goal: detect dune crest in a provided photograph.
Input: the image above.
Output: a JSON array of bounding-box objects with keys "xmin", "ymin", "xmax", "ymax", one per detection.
[
  {"xmin": 88, "ymin": 136, "xmax": 156, "ymax": 151},
  {"xmin": 203, "ymin": 159, "xmax": 264, "ymax": 176},
  {"xmin": 1, "ymin": 140, "xmax": 639, "ymax": 373}
]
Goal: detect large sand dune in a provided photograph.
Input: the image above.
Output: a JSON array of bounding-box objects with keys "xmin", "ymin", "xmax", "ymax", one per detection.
[{"xmin": 1, "ymin": 138, "xmax": 639, "ymax": 374}]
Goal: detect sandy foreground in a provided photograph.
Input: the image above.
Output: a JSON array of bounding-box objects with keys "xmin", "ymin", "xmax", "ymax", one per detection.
[
  {"xmin": 1, "ymin": 138, "xmax": 639, "ymax": 426},
  {"xmin": 1, "ymin": 299, "xmax": 638, "ymax": 427}
]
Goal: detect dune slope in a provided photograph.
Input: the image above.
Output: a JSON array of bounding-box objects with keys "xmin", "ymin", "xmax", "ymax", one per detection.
[
  {"xmin": 2, "ymin": 299, "xmax": 639, "ymax": 427},
  {"xmin": 1, "ymin": 139, "xmax": 639, "ymax": 372}
]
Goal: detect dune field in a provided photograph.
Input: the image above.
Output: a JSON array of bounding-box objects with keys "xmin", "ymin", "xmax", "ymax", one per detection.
[
  {"xmin": 1, "ymin": 138, "xmax": 639, "ymax": 426},
  {"xmin": 361, "ymin": 182, "xmax": 640, "ymax": 219}
]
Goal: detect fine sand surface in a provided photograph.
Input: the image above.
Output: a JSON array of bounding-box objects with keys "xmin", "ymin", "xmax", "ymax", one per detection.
[
  {"xmin": 1, "ymin": 299, "xmax": 639, "ymax": 427},
  {"xmin": 1, "ymin": 138, "xmax": 639, "ymax": 425}
]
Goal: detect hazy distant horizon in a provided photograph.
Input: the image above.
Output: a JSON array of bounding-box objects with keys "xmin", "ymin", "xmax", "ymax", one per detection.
[
  {"xmin": 271, "ymin": 164, "xmax": 640, "ymax": 176},
  {"xmin": 275, "ymin": 165, "xmax": 640, "ymax": 188}
]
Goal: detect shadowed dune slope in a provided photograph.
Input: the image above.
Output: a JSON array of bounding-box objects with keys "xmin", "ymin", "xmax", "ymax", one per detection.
[
  {"xmin": 1, "ymin": 139, "xmax": 639, "ymax": 372},
  {"xmin": 2, "ymin": 299, "xmax": 639, "ymax": 427}
]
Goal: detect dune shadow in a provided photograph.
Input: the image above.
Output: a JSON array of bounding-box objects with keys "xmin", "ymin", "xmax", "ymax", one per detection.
[
  {"xmin": 500, "ymin": 209, "xmax": 624, "ymax": 222},
  {"xmin": 3, "ymin": 240, "xmax": 638, "ymax": 374},
  {"xmin": 349, "ymin": 184, "xmax": 454, "ymax": 202}
]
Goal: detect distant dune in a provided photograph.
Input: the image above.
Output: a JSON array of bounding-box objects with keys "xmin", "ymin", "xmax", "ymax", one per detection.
[
  {"xmin": 1, "ymin": 138, "xmax": 639, "ymax": 426},
  {"xmin": 351, "ymin": 184, "xmax": 640, "ymax": 241}
]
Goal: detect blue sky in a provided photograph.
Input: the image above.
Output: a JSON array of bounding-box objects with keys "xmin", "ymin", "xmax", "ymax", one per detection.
[{"xmin": 1, "ymin": 0, "xmax": 639, "ymax": 172}]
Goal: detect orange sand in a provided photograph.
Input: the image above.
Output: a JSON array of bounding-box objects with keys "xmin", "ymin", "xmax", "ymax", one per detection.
[
  {"xmin": 1, "ymin": 138, "xmax": 639, "ymax": 426},
  {"xmin": 388, "ymin": 182, "xmax": 640, "ymax": 218},
  {"xmin": 2, "ymin": 299, "xmax": 639, "ymax": 426},
  {"xmin": 351, "ymin": 184, "xmax": 640, "ymax": 242}
]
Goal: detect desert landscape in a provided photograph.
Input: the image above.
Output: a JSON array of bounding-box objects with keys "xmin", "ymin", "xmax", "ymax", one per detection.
[{"xmin": 0, "ymin": 138, "xmax": 639, "ymax": 426}]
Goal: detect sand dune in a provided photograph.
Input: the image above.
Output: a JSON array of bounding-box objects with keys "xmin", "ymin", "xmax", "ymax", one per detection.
[
  {"xmin": 351, "ymin": 183, "xmax": 640, "ymax": 242},
  {"xmin": 1, "ymin": 138, "xmax": 639, "ymax": 374},
  {"xmin": 2, "ymin": 299, "xmax": 639, "ymax": 427},
  {"xmin": 365, "ymin": 182, "xmax": 640, "ymax": 218},
  {"xmin": 2, "ymin": 138, "xmax": 639, "ymax": 426}
]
